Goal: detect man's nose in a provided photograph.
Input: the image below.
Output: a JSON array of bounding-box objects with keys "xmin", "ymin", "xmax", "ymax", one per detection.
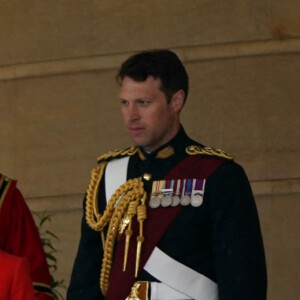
[{"xmin": 127, "ymin": 105, "xmax": 140, "ymax": 121}]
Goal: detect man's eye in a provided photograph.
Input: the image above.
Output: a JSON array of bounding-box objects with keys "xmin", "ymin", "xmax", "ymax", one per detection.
[
  {"xmin": 139, "ymin": 100, "xmax": 150, "ymax": 106},
  {"xmin": 121, "ymin": 100, "xmax": 128, "ymax": 106}
]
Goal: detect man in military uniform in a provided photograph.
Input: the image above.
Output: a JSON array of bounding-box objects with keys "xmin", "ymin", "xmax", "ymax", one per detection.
[{"xmin": 67, "ymin": 50, "xmax": 267, "ymax": 300}]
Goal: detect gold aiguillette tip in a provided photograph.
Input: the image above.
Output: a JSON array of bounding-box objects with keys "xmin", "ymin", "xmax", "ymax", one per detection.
[
  {"xmin": 123, "ymin": 227, "xmax": 132, "ymax": 271},
  {"xmin": 135, "ymin": 236, "xmax": 144, "ymax": 277}
]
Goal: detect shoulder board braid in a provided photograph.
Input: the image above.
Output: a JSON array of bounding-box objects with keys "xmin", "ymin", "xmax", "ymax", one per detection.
[
  {"xmin": 97, "ymin": 146, "xmax": 138, "ymax": 163},
  {"xmin": 186, "ymin": 145, "xmax": 233, "ymax": 160}
]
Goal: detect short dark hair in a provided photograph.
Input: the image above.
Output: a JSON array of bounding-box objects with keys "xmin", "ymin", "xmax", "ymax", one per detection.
[{"xmin": 116, "ymin": 49, "xmax": 189, "ymax": 103}]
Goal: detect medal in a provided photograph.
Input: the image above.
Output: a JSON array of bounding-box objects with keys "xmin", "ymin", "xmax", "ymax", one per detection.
[
  {"xmin": 161, "ymin": 194, "xmax": 172, "ymax": 207},
  {"xmin": 161, "ymin": 180, "xmax": 174, "ymax": 207},
  {"xmin": 191, "ymin": 193, "xmax": 203, "ymax": 207},
  {"xmin": 171, "ymin": 179, "xmax": 181, "ymax": 206},
  {"xmin": 181, "ymin": 195, "xmax": 191, "ymax": 206},
  {"xmin": 149, "ymin": 180, "xmax": 163, "ymax": 209},
  {"xmin": 171, "ymin": 195, "xmax": 180, "ymax": 206},
  {"xmin": 191, "ymin": 179, "xmax": 205, "ymax": 207},
  {"xmin": 149, "ymin": 196, "xmax": 161, "ymax": 208},
  {"xmin": 180, "ymin": 179, "xmax": 191, "ymax": 206},
  {"xmin": 150, "ymin": 178, "xmax": 206, "ymax": 208}
]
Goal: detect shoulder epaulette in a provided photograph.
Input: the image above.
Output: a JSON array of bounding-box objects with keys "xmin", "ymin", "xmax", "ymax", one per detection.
[
  {"xmin": 97, "ymin": 146, "xmax": 138, "ymax": 164},
  {"xmin": 186, "ymin": 145, "xmax": 233, "ymax": 160}
]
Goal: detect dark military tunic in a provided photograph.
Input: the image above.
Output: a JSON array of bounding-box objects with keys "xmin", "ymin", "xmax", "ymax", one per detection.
[{"xmin": 67, "ymin": 127, "xmax": 267, "ymax": 300}]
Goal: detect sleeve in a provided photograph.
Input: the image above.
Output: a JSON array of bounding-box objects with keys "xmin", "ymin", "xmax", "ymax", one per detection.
[
  {"xmin": 206, "ymin": 162, "xmax": 267, "ymax": 300},
  {"xmin": 12, "ymin": 257, "xmax": 37, "ymax": 300},
  {"xmin": 6, "ymin": 188, "xmax": 54, "ymax": 300},
  {"xmin": 67, "ymin": 178, "xmax": 106, "ymax": 300}
]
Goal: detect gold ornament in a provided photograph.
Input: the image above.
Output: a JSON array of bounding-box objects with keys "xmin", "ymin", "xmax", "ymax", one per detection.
[
  {"xmin": 156, "ymin": 145, "xmax": 175, "ymax": 159},
  {"xmin": 97, "ymin": 147, "xmax": 138, "ymax": 163},
  {"xmin": 186, "ymin": 145, "xmax": 233, "ymax": 160},
  {"xmin": 85, "ymin": 164, "xmax": 147, "ymax": 296}
]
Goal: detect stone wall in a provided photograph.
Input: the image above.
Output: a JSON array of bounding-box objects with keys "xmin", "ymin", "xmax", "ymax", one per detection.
[{"xmin": 1, "ymin": 1, "xmax": 299, "ymax": 299}]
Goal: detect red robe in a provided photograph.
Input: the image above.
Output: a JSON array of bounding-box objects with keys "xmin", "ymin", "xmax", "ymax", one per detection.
[
  {"xmin": 0, "ymin": 250, "xmax": 37, "ymax": 300},
  {"xmin": 0, "ymin": 174, "xmax": 54, "ymax": 300}
]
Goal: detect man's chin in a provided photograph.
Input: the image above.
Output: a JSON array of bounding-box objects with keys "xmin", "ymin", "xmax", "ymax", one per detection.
[
  {"xmin": 132, "ymin": 139, "xmax": 146, "ymax": 148},
  {"xmin": 130, "ymin": 137, "xmax": 149, "ymax": 149}
]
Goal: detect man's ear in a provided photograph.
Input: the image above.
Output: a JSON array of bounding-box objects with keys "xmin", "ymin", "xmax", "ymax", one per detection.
[{"xmin": 171, "ymin": 90, "xmax": 185, "ymax": 112}]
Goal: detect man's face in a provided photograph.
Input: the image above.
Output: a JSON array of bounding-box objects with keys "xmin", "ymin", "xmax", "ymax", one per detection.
[{"xmin": 119, "ymin": 76, "xmax": 181, "ymax": 152}]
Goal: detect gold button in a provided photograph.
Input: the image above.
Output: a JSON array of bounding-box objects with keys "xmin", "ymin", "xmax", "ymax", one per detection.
[{"xmin": 143, "ymin": 173, "xmax": 152, "ymax": 181}]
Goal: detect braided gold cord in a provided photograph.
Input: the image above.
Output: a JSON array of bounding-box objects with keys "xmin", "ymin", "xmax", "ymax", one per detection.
[
  {"xmin": 123, "ymin": 199, "xmax": 140, "ymax": 271},
  {"xmin": 100, "ymin": 178, "xmax": 147, "ymax": 296},
  {"xmin": 85, "ymin": 154, "xmax": 147, "ymax": 296},
  {"xmin": 85, "ymin": 162, "xmax": 108, "ymax": 231},
  {"xmin": 127, "ymin": 200, "xmax": 139, "ymax": 216},
  {"xmin": 86, "ymin": 165, "xmax": 140, "ymax": 232},
  {"xmin": 135, "ymin": 193, "xmax": 147, "ymax": 277},
  {"xmin": 186, "ymin": 145, "xmax": 233, "ymax": 160},
  {"xmin": 97, "ymin": 146, "xmax": 138, "ymax": 163},
  {"xmin": 137, "ymin": 203, "xmax": 147, "ymax": 222}
]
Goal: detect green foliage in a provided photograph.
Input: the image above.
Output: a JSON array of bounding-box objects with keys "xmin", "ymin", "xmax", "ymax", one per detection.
[{"xmin": 35, "ymin": 212, "xmax": 66, "ymax": 300}]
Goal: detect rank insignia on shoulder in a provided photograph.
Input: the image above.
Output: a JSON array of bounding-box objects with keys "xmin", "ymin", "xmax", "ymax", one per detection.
[
  {"xmin": 149, "ymin": 179, "xmax": 206, "ymax": 208},
  {"xmin": 186, "ymin": 145, "xmax": 233, "ymax": 160},
  {"xmin": 97, "ymin": 146, "xmax": 138, "ymax": 163}
]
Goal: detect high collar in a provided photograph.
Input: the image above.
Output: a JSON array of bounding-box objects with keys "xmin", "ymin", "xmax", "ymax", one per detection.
[{"xmin": 137, "ymin": 126, "xmax": 192, "ymax": 161}]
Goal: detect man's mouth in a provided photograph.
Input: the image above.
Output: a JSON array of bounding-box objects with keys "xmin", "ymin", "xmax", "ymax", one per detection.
[{"xmin": 128, "ymin": 126, "xmax": 145, "ymax": 135}]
